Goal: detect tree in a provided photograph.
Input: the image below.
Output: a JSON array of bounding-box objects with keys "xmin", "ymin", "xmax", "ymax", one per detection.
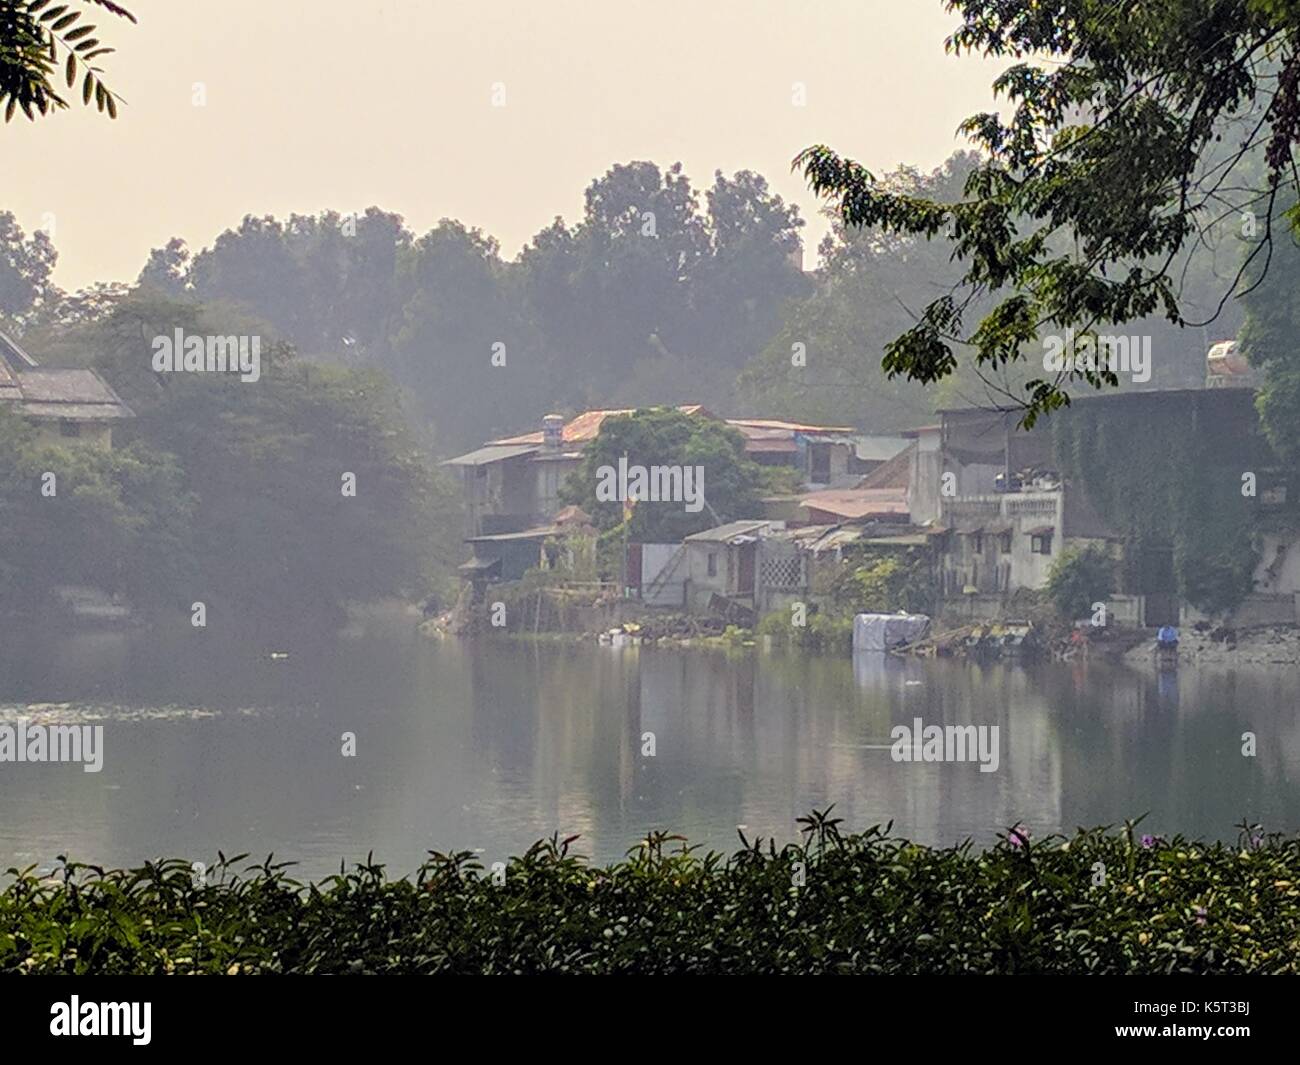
[
  {"xmin": 0, "ymin": 403, "xmax": 193, "ymax": 613},
  {"xmin": 187, "ymin": 216, "xmax": 312, "ymax": 342},
  {"xmin": 136, "ymin": 237, "xmax": 191, "ymax": 298},
  {"xmin": 1237, "ymin": 189, "xmax": 1300, "ymax": 466},
  {"xmin": 690, "ymin": 169, "xmax": 809, "ymax": 371},
  {"xmin": 113, "ymin": 162, "xmax": 813, "ymax": 450},
  {"xmin": 1046, "ymin": 546, "xmax": 1115, "ymax": 621},
  {"xmin": 1, "ymin": 0, "xmax": 134, "ymax": 122},
  {"xmin": 8, "ymin": 291, "xmax": 464, "ymax": 632},
  {"xmin": 560, "ymin": 408, "xmax": 765, "ymax": 542},
  {"xmin": 516, "ymin": 162, "xmax": 808, "ymax": 414},
  {"xmin": 0, "ymin": 209, "xmax": 56, "ymax": 323},
  {"xmin": 569, "ymin": 161, "xmax": 710, "ymax": 397},
  {"xmin": 389, "ymin": 219, "xmax": 542, "ymax": 449},
  {"xmin": 795, "ymin": 0, "xmax": 1300, "ymax": 427},
  {"xmin": 739, "ymin": 154, "xmax": 999, "ymax": 427}
]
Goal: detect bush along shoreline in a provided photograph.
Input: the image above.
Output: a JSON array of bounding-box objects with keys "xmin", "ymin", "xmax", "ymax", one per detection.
[{"xmin": 3, "ymin": 812, "xmax": 1297, "ymax": 974}]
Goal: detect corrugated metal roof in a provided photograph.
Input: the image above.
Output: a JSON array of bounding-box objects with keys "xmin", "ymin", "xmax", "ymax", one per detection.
[
  {"xmin": 684, "ymin": 520, "xmax": 773, "ymax": 544},
  {"xmin": 493, "ymin": 406, "xmax": 711, "ymax": 446},
  {"xmin": 441, "ymin": 443, "xmax": 539, "ymax": 466},
  {"xmin": 798, "ymin": 431, "xmax": 857, "ymax": 444},
  {"xmin": 799, "ymin": 488, "xmax": 908, "ymax": 520},
  {"xmin": 807, "ymin": 526, "xmax": 866, "ymax": 553},
  {"xmin": 727, "ymin": 417, "xmax": 855, "ymax": 433},
  {"xmin": 488, "ymin": 409, "xmax": 862, "ymax": 451}
]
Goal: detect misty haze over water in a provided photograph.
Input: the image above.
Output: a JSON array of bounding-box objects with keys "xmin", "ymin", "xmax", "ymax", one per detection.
[{"xmin": 2, "ymin": 612, "xmax": 1295, "ymax": 879}]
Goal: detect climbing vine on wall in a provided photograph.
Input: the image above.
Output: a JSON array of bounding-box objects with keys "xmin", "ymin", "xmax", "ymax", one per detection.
[{"xmin": 1051, "ymin": 395, "xmax": 1272, "ymax": 617}]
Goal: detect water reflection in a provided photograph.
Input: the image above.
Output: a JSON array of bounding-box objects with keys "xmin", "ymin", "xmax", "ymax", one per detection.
[{"xmin": 0, "ymin": 617, "xmax": 1296, "ymax": 880}]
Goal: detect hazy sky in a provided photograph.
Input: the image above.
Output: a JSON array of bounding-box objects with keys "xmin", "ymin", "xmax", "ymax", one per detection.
[{"xmin": 9, "ymin": 0, "xmax": 1007, "ymax": 291}]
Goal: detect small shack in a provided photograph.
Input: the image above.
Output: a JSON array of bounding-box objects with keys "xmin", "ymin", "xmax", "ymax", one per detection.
[{"xmin": 682, "ymin": 520, "xmax": 775, "ymax": 613}]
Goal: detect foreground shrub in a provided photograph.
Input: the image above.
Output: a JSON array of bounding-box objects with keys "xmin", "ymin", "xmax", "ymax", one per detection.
[{"xmin": 3, "ymin": 812, "xmax": 1298, "ymax": 974}]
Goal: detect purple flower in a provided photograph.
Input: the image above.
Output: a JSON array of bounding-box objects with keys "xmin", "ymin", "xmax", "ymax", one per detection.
[
  {"xmin": 1140, "ymin": 834, "xmax": 1162, "ymax": 849},
  {"xmin": 1194, "ymin": 906, "xmax": 1208, "ymax": 926},
  {"xmin": 1008, "ymin": 824, "xmax": 1030, "ymax": 849}
]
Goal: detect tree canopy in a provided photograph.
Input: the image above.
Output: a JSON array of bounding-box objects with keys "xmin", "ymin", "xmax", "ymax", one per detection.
[
  {"xmin": 123, "ymin": 162, "xmax": 811, "ymax": 451},
  {"xmin": 796, "ymin": 0, "xmax": 1300, "ymax": 430},
  {"xmin": 2, "ymin": 292, "xmax": 461, "ymax": 634},
  {"xmin": 559, "ymin": 408, "xmax": 766, "ymax": 543}
]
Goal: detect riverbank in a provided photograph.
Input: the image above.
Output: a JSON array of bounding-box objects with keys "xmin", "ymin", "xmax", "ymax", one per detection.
[
  {"xmin": 6, "ymin": 818, "xmax": 1298, "ymax": 974},
  {"xmin": 1123, "ymin": 624, "xmax": 1300, "ymax": 667},
  {"xmin": 423, "ymin": 599, "xmax": 757, "ymax": 647}
]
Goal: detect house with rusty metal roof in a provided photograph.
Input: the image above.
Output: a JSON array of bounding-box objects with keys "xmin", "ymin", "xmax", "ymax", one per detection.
[{"xmin": 443, "ymin": 406, "xmax": 877, "ymax": 540}]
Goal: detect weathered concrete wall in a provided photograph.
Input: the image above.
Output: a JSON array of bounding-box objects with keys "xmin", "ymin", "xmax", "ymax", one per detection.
[
  {"xmin": 1183, "ymin": 593, "xmax": 1298, "ymax": 628},
  {"xmin": 907, "ymin": 431, "xmax": 943, "ymax": 525}
]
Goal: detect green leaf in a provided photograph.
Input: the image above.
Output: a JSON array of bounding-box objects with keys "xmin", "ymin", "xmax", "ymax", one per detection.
[
  {"xmin": 65, "ymin": 51, "xmax": 75, "ymax": 88},
  {"xmin": 105, "ymin": 91, "xmax": 116, "ymax": 119},
  {"xmin": 4, "ymin": 96, "xmax": 16, "ymax": 123},
  {"xmin": 74, "ymin": 38, "xmax": 100, "ymax": 53},
  {"xmin": 95, "ymin": 81, "xmax": 105, "ymax": 111},
  {"xmin": 51, "ymin": 13, "xmax": 79, "ymax": 31},
  {"xmin": 39, "ymin": 5, "xmax": 68, "ymax": 22},
  {"xmin": 65, "ymin": 25, "xmax": 95, "ymax": 42},
  {"xmin": 28, "ymin": 0, "xmax": 53, "ymax": 12},
  {"xmin": 82, "ymin": 71, "xmax": 94, "ymax": 105}
]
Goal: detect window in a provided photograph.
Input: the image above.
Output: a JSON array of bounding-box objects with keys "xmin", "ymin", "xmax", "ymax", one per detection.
[
  {"xmin": 707, "ymin": 552, "xmax": 717, "ymax": 577},
  {"xmin": 971, "ymin": 532, "xmax": 984, "ymax": 555},
  {"xmin": 1000, "ymin": 532, "xmax": 1012, "ymax": 554},
  {"xmin": 1031, "ymin": 533, "xmax": 1053, "ymax": 555},
  {"xmin": 59, "ymin": 420, "xmax": 80, "ymax": 438}
]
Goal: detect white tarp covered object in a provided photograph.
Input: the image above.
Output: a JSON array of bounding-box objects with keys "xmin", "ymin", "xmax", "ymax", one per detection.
[{"xmin": 852, "ymin": 612, "xmax": 931, "ymax": 651}]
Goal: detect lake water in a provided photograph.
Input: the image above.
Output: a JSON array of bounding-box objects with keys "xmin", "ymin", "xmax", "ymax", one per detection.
[{"xmin": 2, "ymin": 610, "xmax": 1298, "ymax": 880}]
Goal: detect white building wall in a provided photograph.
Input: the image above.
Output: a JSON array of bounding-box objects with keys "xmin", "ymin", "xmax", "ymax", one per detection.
[
  {"xmin": 907, "ymin": 430, "xmax": 943, "ymax": 525},
  {"xmin": 640, "ymin": 543, "xmax": 688, "ymax": 607}
]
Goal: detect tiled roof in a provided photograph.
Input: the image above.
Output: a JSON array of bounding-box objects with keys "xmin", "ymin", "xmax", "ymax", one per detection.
[{"xmin": 11, "ymin": 370, "xmax": 134, "ymax": 420}]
